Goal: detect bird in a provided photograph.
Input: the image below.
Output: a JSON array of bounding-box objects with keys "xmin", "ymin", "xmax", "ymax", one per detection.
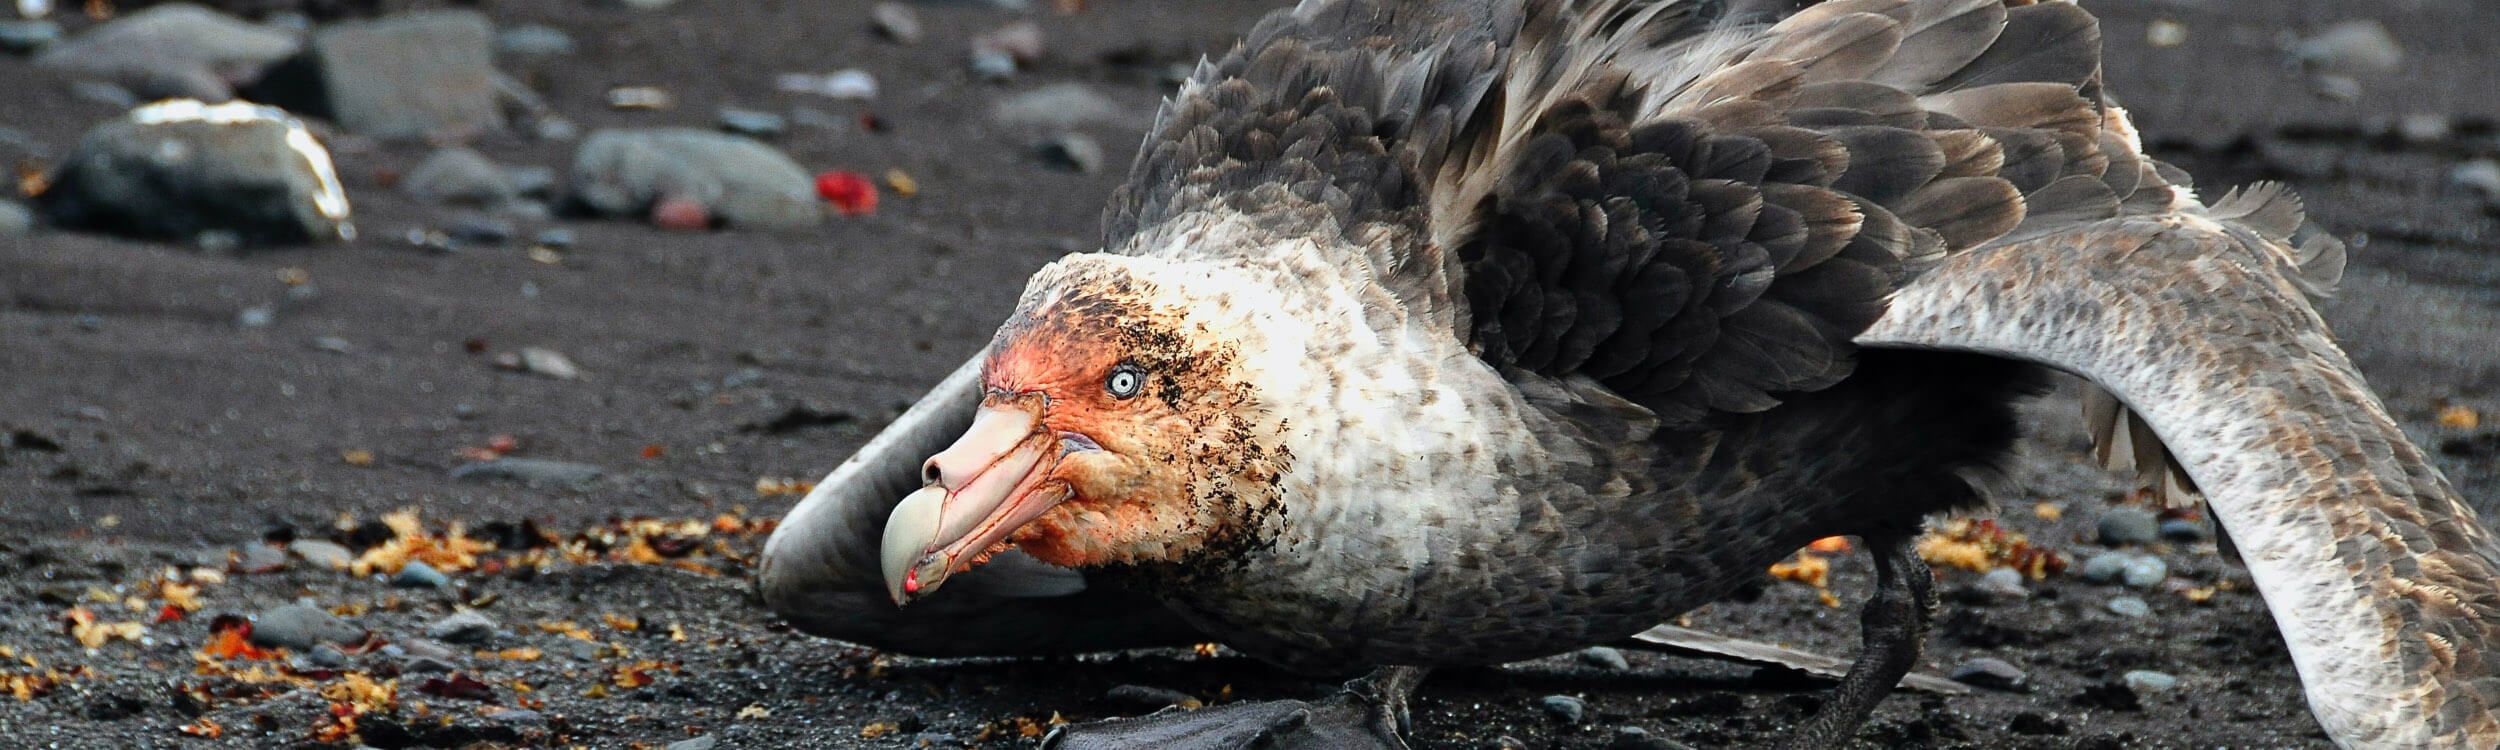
[{"xmin": 756, "ymin": 0, "xmax": 2500, "ymax": 747}]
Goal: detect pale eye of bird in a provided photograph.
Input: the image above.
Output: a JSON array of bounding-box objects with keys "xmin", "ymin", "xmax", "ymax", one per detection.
[{"xmin": 1106, "ymin": 365, "xmax": 1145, "ymax": 399}]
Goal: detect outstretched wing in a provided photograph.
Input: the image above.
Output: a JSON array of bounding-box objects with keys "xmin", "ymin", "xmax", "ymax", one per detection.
[
  {"xmin": 1863, "ymin": 215, "xmax": 2500, "ymax": 750},
  {"xmin": 756, "ymin": 357, "xmax": 1203, "ymax": 656}
]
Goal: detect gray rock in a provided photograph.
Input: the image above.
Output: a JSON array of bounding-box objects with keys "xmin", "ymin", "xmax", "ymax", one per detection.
[
  {"xmin": 1103, "ymin": 684, "xmax": 1196, "ymax": 709},
  {"xmin": 507, "ymin": 166, "xmax": 559, "ymax": 199},
  {"xmin": 391, "ymin": 560, "xmax": 449, "ymax": 588},
  {"xmin": 34, "ymin": 4, "xmax": 299, "ymax": 102},
  {"xmin": 287, "ymin": 539, "xmax": 353, "ymax": 569},
  {"xmin": 496, "ymin": 24, "xmax": 574, "ymax": 59},
  {"xmin": 296, "ymin": 643, "xmax": 349, "ymax": 670},
  {"xmin": 2095, "ymin": 507, "xmax": 2160, "ymax": 546},
  {"xmin": 969, "ymin": 48, "xmax": 1016, "ymax": 81},
  {"xmin": 516, "ymin": 346, "xmax": 580, "ymax": 379},
  {"xmin": 1949, "ymin": 657, "xmax": 2027, "ymax": 691},
  {"xmin": 992, "ymin": 83, "xmax": 1128, "ymax": 130},
  {"xmin": 2120, "ymin": 555, "xmax": 2168, "ymax": 588},
  {"xmin": 1034, "ymin": 134, "xmax": 1104, "ymax": 173},
  {"xmin": 667, "ymin": 736, "xmax": 718, "ymax": 750},
  {"xmin": 37, "ymin": 99, "xmax": 353, "ymax": 246},
  {"xmin": 1575, "ymin": 645, "xmax": 1630, "ymax": 671},
  {"xmin": 2291, "ymin": 20, "xmax": 2403, "ymax": 76},
  {"xmin": 484, "ymin": 707, "xmax": 546, "ymax": 726},
  {"xmin": 568, "ymin": 128, "xmax": 821, "ymax": 230},
  {"xmin": 1975, "ymin": 568, "xmax": 2029, "ymax": 599},
  {"xmin": 250, "ymin": 603, "xmax": 361, "ymax": 650},
  {"xmin": 531, "ymin": 228, "xmax": 576, "ymax": 250},
  {"xmin": 1610, "ymin": 726, "xmax": 1690, "ymax": 750},
  {"xmin": 973, "ymin": 20, "xmax": 1042, "ymax": 67},
  {"xmin": 425, "ymin": 610, "xmax": 496, "ymax": 644},
  {"xmin": 869, "ymin": 3, "xmax": 921, "ymax": 44},
  {"xmin": 717, "ymin": 108, "xmax": 787, "ymax": 140},
  {"xmin": 290, "ymin": 11, "xmax": 502, "ymax": 139},
  {"xmin": 449, "ymin": 458, "xmax": 603, "ymax": 487},
  {"xmin": 0, "ymin": 19, "xmax": 60, "ymax": 54},
  {"xmin": 401, "ymin": 655, "xmax": 457, "ymax": 673},
  {"xmin": 2079, "ymin": 552, "xmax": 2132, "ymax": 584},
  {"xmin": 2106, "ymin": 595, "xmax": 2152, "ymax": 618},
  {"xmin": 2157, "ymin": 518, "xmax": 2207, "ymax": 542},
  {"xmin": 235, "ymin": 543, "xmax": 288, "ymax": 572},
  {"xmin": 0, "ymin": 200, "xmax": 31, "ymax": 236},
  {"xmin": 1538, "ymin": 694, "xmax": 1586, "ymax": 723},
  {"xmin": 234, "ymin": 304, "xmax": 274, "ymax": 328},
  {"xmin": 2451, "ymin": 160, "xmax": 2500, "ymax": 209},
  {"xmin": 2122, "ymin": 669, "xmax": 2178, "ymax": 695},
  {"xmin": 402, "ymin": 147, "xmax": 516, "ymax": 206}
]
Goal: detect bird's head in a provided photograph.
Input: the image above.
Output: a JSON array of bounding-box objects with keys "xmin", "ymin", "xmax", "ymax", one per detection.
[{"xmin": 881, "ymin": 253, "xmax": 1295, "ymax": 605}]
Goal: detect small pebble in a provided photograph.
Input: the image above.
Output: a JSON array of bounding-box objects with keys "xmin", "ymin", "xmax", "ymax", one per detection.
[
  {"xmin": 719, "ymin": 108, "xmax": 788, "ymax": 139},
  {"xmin": 2144, "ymin": 18, "xmax": 2185, "ymax": 49},
  {"xmin": 2157, "ymin": 518, "xmax": 2207, "ymax": 542},
  {"xmin": 497, "ymin": 24, "xmax": 575, "ymax": 58},
  {"xmin": 2449, "ymin": 159, "xmax": 2500, "ymax": 208},
  {"xmin": 402, "ymin": 655, "xmax": 457, "ymax": 673},
  {"xmin": 2122, "ymin": 670, "xmax": 2178, "ymax": 695},
  {"xmin": 1538, "ymin": 694, "xmax": 1587, "ymax": 723},
  {"xmin": 532, "ymin": 228, "xmax": 577, "ymax": 250},
  {"xmin": 2095, "ymin": 507, "xmax": 2160, "ymax": 546},
  {"xmin": 426, "ymin": 610, "xmax": 496, "ymax": 644},
  {"xmin": 2290, "ymin": 20, "xmax": 2404, "ymax": 76},
  {"xmin": 485, "ymin": 707, "xmax": 547, "ymax": 726},
  {"xmin": 447, "ymin": 217, "xmax": 516, "ymax": 246},
  {"xmin": 969, "ymin": 48, "xmax": 1017, "ymax": 81},
  {"xmin": 2105, "ymin": 595, "xmax": 2152, "ymax": 618},
  {"xmin": 517, "ymin": 347, "xmax": 581, "ymax": 379},
  {"xmin": 1975, "ymin": 568, "xmax": 2029, "ymax": 599},
  {"xmin": 534, "ymin": 117, "xmax": 581, "ymax": 142},
  {"xmin": 235, "ymin": 544, "xmax": 288, "ymax": 573},
  {"xmin": 1949, "ymin": 657, "xmax": 2028, "ymax": 691},
  {"xmin": 287, "ymin": 539, "xmax": 353, "ymax": 570},
  {"xmin": 2120, "ymin": 555, "xmax": 2168, "ymax": 588},
  {"xmin": 2079, "ymin": 552, "xmax": 2131, "ymax": 584},
  {"xmin": 392, "ymin": 560, "xmax": 450, "ymax": 588},
  {"xmin": 196, "ymin": 230, "xmax": 242, "ymax": 254},
  {"xmin": 666, "ymin": 736, "xmax": 718, "ymax": 750},
  {"xmin": 1576, "ymin": 645, "xmax": 1630, "ymax": 671},
  {"xmin": 0, "ymin": 200, "xmax": 35, "ymax": 236},
  {"xmin": 869, "ymin": 2, "xmax": 921, "ymax": 44},
  {"xmin": 2395, "ymin": 113, "xmax": 2452, "ymax": 145},
  {"xmin": 296, "ymin": 643, "xmax": 350, "ymax": 670},
  {"xmin": 1489, "ymin": 736, "xmax": 1529, "ymax": 750},
  {"xmin": 449, "ymin": 457, "xmax": 604, "ymax": 486},
  {"xmin": 311, "ymin": 336, "xmax": 353, "ymax": 353},
  {"xmin": 0, "ymin": 19, "xmax": 61, "ymax": 54},
  {"xmin": 250, "ymin": 604, "xmax": 362, "ymax": 651},
  {"xmin": 1035, "ymin": 134, "xmax": 1104, "ymax": 173}
]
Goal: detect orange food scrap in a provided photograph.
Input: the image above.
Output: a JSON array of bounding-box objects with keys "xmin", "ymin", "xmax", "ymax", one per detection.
[
  {"xmin": 178, "ymin": 718, "xmax": 223, "ymax": 739},
  {"xmin": 2031, "ymin": 502, "xmax": 2065, "ymax": 522},
  {"xmin": 2439, "ymin": 404, "xmax": 2481, "ymax": 429},
  {"xmin": 861, "ymin": 721, "xmax": 901, "ymax": 739},
  {"xmin": 341, "ymin": 449, "xmax": 376, "ymax": 467},
  {"xmin": 1806, "ymin": 536, "xmax": 1853, "ymax": 554},
  {"xmin": 201, "ymin": 628, "xmax": 277, "ymax": 661},
  {"xmin": 1915, "ymin": 517, "xmax": 2066, "ymax": 578}
]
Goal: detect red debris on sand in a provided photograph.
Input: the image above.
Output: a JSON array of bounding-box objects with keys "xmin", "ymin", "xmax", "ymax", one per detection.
[
  {"xmin": 417, "ymin": 673, "xmax": 496, "ymax": 701},
  {"xmin": 815, "ymin": 171, "xmax": 878, "ymax": 216}
]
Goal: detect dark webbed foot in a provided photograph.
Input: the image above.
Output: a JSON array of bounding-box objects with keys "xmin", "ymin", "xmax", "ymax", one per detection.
[
  {"xmin": 1773, "ymin": 534, "xmax": 1936, "ymax": 750},
  {"xmin": 1046, "ymin": 666, "xmax": 1425, "ymax": 750}
]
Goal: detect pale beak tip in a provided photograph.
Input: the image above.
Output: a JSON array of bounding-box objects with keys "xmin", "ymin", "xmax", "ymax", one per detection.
[{"xmin": 880, "ymin": 485, "xmax": 950, "ymax": 606}]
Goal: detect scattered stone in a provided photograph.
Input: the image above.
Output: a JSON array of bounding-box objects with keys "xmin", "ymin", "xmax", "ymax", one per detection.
[
  {"xmin": 0, "ymin": 200, "xmax": 31, "ymax": 236},
  {"xmin": 38, "ymin": 100, "xmax": 353, "ymax": 246},
  {"xmin": 533, "ymin": 116, "xmax": 580, "ymax": 142},
  {"xmin": 1975, "ymin": 568, "xmax": 2029, "ymax": 599},
  {"xmin": 392, "ymin": 560, "xmax": 450, "ymax": 588},
  {"xmin": 2144, "ymin": 18, "xmax": 2185, "ymax": 49},
  {"xmin": 1489, "ymin": 736, "xmax": 1529, "ymax": 750},
  {"xmin": 2078, "ymin": 552, "xmax": 2130, "ymax": 584},
  {"xmin": 1538, "ymin": 694, "xmax": 1587, "ymax": 723},
  {"xmin": 775, "ymin": 69, "xmax": 877, "ymax": 100},
  {"xmin": 973, "ymin": 20, "xmax": 1043, "ymax": 67},
  {"xmin": 569, "ymin": 128, "xmax": 822, "ymax": 230},
  {"xmin": 447, "ymin": 216, "xmax": 516, "ymax": 246},
  {"xmin": 0, "ymin": 18, "xmax": 59, "ymax": 54},
  {"xmin": 265, "ymin": 10, "xmax": 503, "ymax": 140},
  {"xmin": 250, "ymin": 603, "xmax": 362, "ymax": 651},
  {"xmin": 2157, "ymin": 518, "xmax": 2207, "ymax": 542},
  {"xmin": 1033, "ymin": 134, "xmax": 1104, "ymax": 173},
  {"xmin": 969, "ymin": 48, "xmax": 1016, "ymax": 81},
  {"xmin": 2121, "ymin": 670, "xmax": 2178, "ymax": 695},
  {"xmin": 2451, "ymin": 159, "xmax": 2500, "ymax": 210},
  {"xmin": 426, "ymin": 610, "xmax": 496, "ymax": 644},
  {"xmin": 2094, "ymin": 507, "xmax": 2159, "ymax": 546},
  {"xmin": 2120, "ymin": 555, "xmax": 2168, "ymax": 588},
  {"xmin": 1103, "ymin": 684, "xmax": 1198, "ymax": 710},
  {"xmin": 448, "ymin": 457, "xmax": 603, "ymax": 487},
  {"xmin": 1609, "ymin": 726, "xmax": 1688, "ymax": 750},
  {"xmin": 402, "ymin": 147, "xmax": 516, "ymax": 206},
  {"xmin": 869, "ymin": 3, "xmax": 921, "ymax": 44},
  {"xmin": 606, "ymin": 85, "xmax": 674, "ymax": 110},
  {"xmin": 1949, "ymin": 657, "xmax": 2027, "ymax": 691},
  {"xmin": 507, "ymin": 346, "xmax": 580, "ymax": 379},
  {"xmin": 310, "ymin": 336, "xmax": 353, "ymax": 353},
  {"xmin": 2105, "ymin": 595, "xmax": 2152, "ymax": 618},
  {"xmin": 287, "ymin": 539, "xmax": 353, "ymax": 569},
  {"xmin": 34, "ymin": 4, "xmax": 299, "ymax": 102},
  {"xmin": 296, "ymin": 643, "xmax": 350, "ymax": 670},
  {"xmin": 531, "ymin": 228, "xmax": 576, "ymax": 250},
  {"xmin": 717, "ymin": 108, "xmax": 787, "ymax": 139},
  {"xmin": 667, "ymin": 736, "xmax": 718, "ymax": 750},
  {"xmin": 992, "ymin": 83, "xmax": 1127, "ymax": 130},
  {"xmin": 1575, "ymin": 645, "xmax": 1630, "ymax": 671},
  {"xmin": 484, "ymin": 707, "xmax": 547, "ymax": 727},
  {"xmin": 2290, "ymin": 20, "xmax": 2404, "ymax": 76},
  {"xmin": 199, "ymin": 230, "xmax": 246, "ymax": 255},
  {"xmin": 507, "ymin": 165, "xmax": 559, "ymax": 199},
  {"xmin": 496, "ymin": 24, "xmax": 574, "ymax": 59},
  {"xmin": 234, "ymin": 544, "xmax": 288, "ymax": 573},
  {"xmin": 2394, "ymin": 113, "xmax": 2452, "ymax": 145}
]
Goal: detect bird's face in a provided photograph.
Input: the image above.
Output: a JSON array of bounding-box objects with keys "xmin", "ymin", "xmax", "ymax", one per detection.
[{"xmin": 881, "ymin": 254, "xmax": 1290, "ymax": 605}]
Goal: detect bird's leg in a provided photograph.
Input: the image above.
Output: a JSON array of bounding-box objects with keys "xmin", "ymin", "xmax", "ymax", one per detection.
[
  {"xmin": 1045, "ymin": 666, "xmax": 1428, "ymax": 750},
  {"xmin": 1773, "ymin": 534, "xmax": 1934, "ymax": 750}
]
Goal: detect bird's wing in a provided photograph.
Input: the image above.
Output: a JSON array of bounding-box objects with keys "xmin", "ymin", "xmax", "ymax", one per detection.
[
  {"xmin": 756, "ymin": 356, "xmax": 1203, "ymax": 656},
  {"xmin": 1862, "ymin": 215, "xmax": 2500, "ymax": 750}
]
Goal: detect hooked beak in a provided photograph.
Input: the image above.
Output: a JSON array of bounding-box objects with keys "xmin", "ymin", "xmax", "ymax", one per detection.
[{"xmin": 880, "ymin": 398, "xmax": 1075, "ymax": 605}]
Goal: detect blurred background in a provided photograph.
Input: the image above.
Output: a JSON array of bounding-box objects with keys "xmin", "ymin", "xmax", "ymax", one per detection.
[{"xmin": 0, "ymin": 0, "xmax": 2494, "ymax": 747}]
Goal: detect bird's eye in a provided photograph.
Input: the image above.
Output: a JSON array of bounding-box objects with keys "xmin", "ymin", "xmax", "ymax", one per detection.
[{"xmin": 1106, "ymin": 365, "xmax": 1145, "ymax": 399}]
